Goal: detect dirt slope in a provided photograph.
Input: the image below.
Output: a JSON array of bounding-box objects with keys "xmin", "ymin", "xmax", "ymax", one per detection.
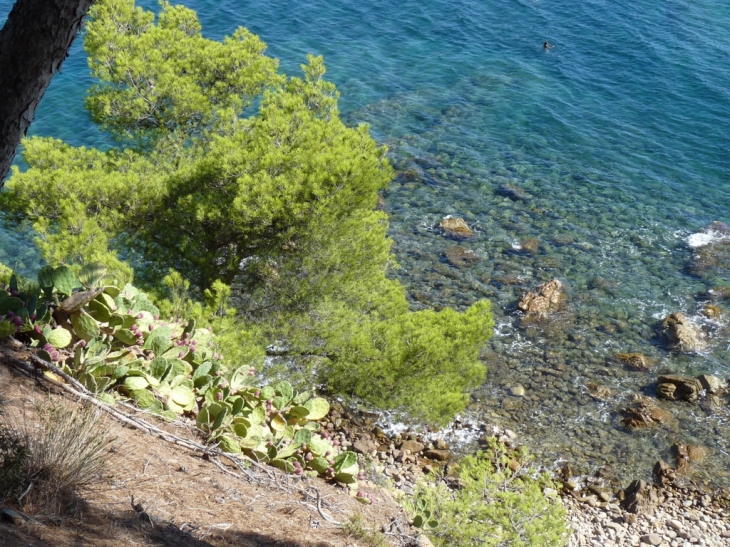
[{"xmin": 0, "ymin": 343, "xmax": 415, "ymax": 547}]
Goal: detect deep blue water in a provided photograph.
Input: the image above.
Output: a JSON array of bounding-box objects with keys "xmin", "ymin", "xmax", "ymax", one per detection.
[{"xmin": 2, "ymin": 0, "xmax": 730, "ymax": 487}]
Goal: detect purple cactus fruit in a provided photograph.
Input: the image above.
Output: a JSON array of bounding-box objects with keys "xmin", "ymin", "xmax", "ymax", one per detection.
[
  {"xmin": 183, "ymin": 332, "xmax": 190, "ymax": 339},
  {"xmin": 153, "ymin": 315, "xmax": 160, "ymax": 320},
  {"xmin": 325, "ymin": 451, "xmax": 331, "ymax": 456},
  {"xmin": 149, "ymin": 324, "xmax": 154, "ymax": 331},
  {"xmin": 327, "ymin": 459, "xmax": 334, "ymax": 466},
  {"xmin": 333, "ymin": 440, "xmax": 340, "ymax": 446},
  {"xmin": 293, "ymin": 461, "xmax": 301, "ymax": 468},
  {"xmin": 29, "ymin": 313, "xmax": 36, "ymax": 321},
  {"xmin": 254, "ymin": 390, "xmax": 261, "ymax": 398},
  {"xmin": 295, "ymin": 467, "xmax": 303, "ymax": 475},
  {"xmin": 136, "ymin": 339, "xmax": 143, "ymax": 346},
  {"xmin": 357, "ymin": 491, "xmax": 365, "ymax": 498},
  {"xmin": 79, "ymin": 339, "xmax": 87, "ymax": 348},
  {"xmin": 327, "ymin": 467, "xmax": 334, "ymax": 474},
  {"xmin": 305, "ymin": 452, "xmax": 313, "ymax": 462},
  {"xmin": 137, "ymin": 313, "xmax": 144, "ymax": 319},
  {"xmin": 5, "ymin": 311, "xmax": 13, "ymax": 318},
  {"xmin": 178, "ymin": 351, "xmax": 186, "ymax": 358},
  {"xmin": 135, "ymin": 330, "xmax": 143, "ymax": 338},
  {"xmin": 12, "ymin": 316, "xmax": 23, "ymax": 327},
  {"xmin": 207, "ymin": 326, "xmax": 212, "ymax": 331},
  {"xmin": 34, "ymin": 325, "xmax": 42, "ymax": 334},
  {"xmin": 43, "ymin": 343, "xmax": 53, "ymax": 352},
  {"xmin": 296, "ymin": 450, "xmax": 302, "ymax": 455},
  {"xmin": 357, "ymin": 473, "xmax": 365, "ymax": 481},
  {"xmin": 216, "ymin": 392, "xmax": 223, "ymax": 401}
]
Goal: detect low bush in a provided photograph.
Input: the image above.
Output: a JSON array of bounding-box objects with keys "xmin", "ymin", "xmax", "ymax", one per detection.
[
  {"xmin": 408, "ymin": 439, "xmax": 568, "ymax": 547},
  {"xmin": 0, "ymin": 400, "xmax": 114, "ymax": 516}
]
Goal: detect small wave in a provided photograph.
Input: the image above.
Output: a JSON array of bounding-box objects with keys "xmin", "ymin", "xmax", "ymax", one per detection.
[{"xmin": 687, "ymin": 229, "xmax": 730, "ymax": 248}]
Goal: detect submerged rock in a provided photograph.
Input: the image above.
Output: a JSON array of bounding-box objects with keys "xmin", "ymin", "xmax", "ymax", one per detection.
[
  {"xmin": 688, "ymin": 221, "xmax": 730, "ymax": 279},
  {"xmin": 658, "ymin": 313, "xmax": 706, "ymax": 352},
  {"xmin": 496, "ymin": 183, "xmax": 532, "ymax": 202},
  {"xmin": 517, "ymin": 279, "xmax": 564, "ymax": 317},
  {"xmin": 656, "ymin": 374, "xmax": 703, "ymax": 403},
  {"xmin": 613, "ymin": 353, "xmax": 655, "ymax": 372},
  {"xmin": 443, "ymin": 246, "xmax": 480, "ymax": 268},
  {"xmin": 586, "ymin": 381, "xmax": 613, "ymax": 402},
  {"xmin": 519, "ymin": 237, "xmax": 540, "ymax": 256},
  {"xmin": 700, "ymin": 303, "xmax": 722, "ymax": 319},
  {"xmin": 438, "ymin": 215, "xmax": 473, "ymax": 239}
]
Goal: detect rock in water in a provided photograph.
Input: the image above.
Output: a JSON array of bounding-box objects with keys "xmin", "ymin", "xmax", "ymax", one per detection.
[
  {"xmin": 443, "ymin": 246, "xmax": 480, "ymax": 268},
  {"xmin": 496, "ymin": 183, "xmax": 532, "ymax": 201},
  {"xmin": 697, "ymin": 373, "xmax": 723, "ymax": 394},
  {"xmin": 438, "ymin": 215, "xmax": 473, "ymax": 239},
  {"xmin": 518, "ymin": 279, "xmax": 564, "ymax": 317},
  {"xmin": 613, "ymin": 353, "xmax": 655, "ymax": 372},
  {"xmin": 621, "ymin": 398, "xmax": 673, "ymax": 429},
  {"xmin": 658, "ymin": 313, "xmax": 705, "ymax": 352},
  {"xmin": 656, "ymin": 374, "xmax": 703, "ymax": 403}
]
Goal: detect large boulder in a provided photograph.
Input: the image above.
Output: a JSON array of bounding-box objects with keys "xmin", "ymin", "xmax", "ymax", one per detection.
[
  {"xmin": 517, "ymin": 279, "xmax": 564, "ymax": 317},
  {"xmin": 656, "ymin": 374, "xmax": 703, "ymax": 403},
  {"xmin": 438, "ymin": 216, "xmax": 473, "ymax": 239},
  {"xmin": 658, "ymin": 313, "xmax": 705, "ymax": 352}
]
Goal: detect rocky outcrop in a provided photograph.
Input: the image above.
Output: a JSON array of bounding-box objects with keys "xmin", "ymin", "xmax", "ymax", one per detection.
[
  {"xmin": 621, "ymin": 399, "xmax": 673, "ymax": 429},
  {"xmin": 443, "ymin": 246, "xmax": 480, "ymax": 268},
  {"xmin": 622, "ymin": 479, "xmax": 663, "ymax": 515},
  {"xmin": 658, "ymin": 313, "xmax": 705, "ymax": 352},
  {"xmin": 656, "ymin": 375, "xmax": 703, "ymax": 403},
  {"xmin": 438, "ymin": 215, "xmax": 473, "ymax": 239},
  {"xmin": 613, "ymin": 353, "xmax": 655, "ymax": 372},
  {"xmin": 697, "ymin": 374, "xmax": 723, "ymax": 394},
  {"xmin": 518, "ymin": 279, "xmax": 564, "ymax": 317}
]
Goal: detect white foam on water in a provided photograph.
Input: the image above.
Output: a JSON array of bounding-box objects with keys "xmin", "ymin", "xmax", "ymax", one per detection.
[{"xmin": 687, "ymin": 229, "xmax": 730, "ymax": 248}]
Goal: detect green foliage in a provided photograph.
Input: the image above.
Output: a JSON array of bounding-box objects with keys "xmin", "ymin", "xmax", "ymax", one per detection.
[
  {"xmin": 0, "ymin": 0, "xmax": 494, "ymax": 424},
  {"xmin": 290, "ymin": 299, "xmax": 493, "ymax": 424},
  {"xmin": 1, "ymin": 267, "xmax": 359, "ymax": 486},
  {"xmin": 409, "ymin": 440, "xmax": 568, "ymax": 547},
  {"xmin": 342, "ymin": 514, "xmax": 389, "ymax": 547}
]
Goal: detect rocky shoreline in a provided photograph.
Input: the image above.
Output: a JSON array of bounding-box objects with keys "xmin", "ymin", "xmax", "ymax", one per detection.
[{"xmin": 320, "ymin": 404, "xmax": 730, "ymax": 546}]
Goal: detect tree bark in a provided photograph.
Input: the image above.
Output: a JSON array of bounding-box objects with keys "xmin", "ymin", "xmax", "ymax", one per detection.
[{"xmin": 0, "ymin": 0, "xmax": 94, "ymax": 186}]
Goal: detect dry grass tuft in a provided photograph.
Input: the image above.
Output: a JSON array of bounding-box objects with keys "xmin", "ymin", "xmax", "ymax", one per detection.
[{"xmin": 0, "ymin": 398, "xmax": 115, "ymax": 517}]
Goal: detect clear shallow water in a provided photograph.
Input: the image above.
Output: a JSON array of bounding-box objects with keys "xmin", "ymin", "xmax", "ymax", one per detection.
[{"xmin": 2, "ymin": 0, "xmax": 730, "ymax": 487}]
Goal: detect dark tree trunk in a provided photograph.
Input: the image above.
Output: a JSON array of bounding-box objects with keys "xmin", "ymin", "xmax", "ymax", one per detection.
[{"xmin": 0, "ymin": 0, "xmax": 94, "ymax": 186}]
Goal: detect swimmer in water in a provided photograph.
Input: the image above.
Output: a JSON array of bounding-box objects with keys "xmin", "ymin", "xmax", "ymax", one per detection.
[{"xmin": 543, "ymin": 41, "xmax": 554, "ymax": 49}]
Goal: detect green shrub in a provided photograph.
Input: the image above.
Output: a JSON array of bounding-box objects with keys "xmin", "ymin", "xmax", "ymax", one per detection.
[{"xmin": 409, "ymin": 440, "xmax": 568, "ymax": 547}]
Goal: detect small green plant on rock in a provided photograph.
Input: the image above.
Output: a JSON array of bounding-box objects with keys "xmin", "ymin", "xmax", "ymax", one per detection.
[{"xmin": 407, "ymin": 439, "xmax": 568, "ymax": 547}]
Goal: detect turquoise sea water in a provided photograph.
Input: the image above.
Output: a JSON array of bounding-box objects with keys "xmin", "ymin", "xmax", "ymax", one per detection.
[{"xmin": 2, "ymin": 0, "xmax": 730, "ymax": 488}]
